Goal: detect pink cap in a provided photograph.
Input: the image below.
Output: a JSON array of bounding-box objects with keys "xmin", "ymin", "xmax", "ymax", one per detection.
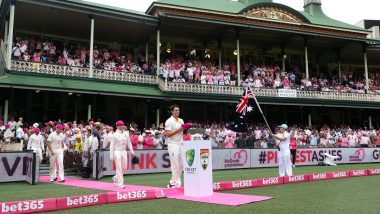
[
  {"xmin": 5, "ymin": 124, "xmax": 10, "ymax": 129},
  {"xmin": 34, "ymin": 128, "xmax": 40, "ymax": 133},
  {"xmin": 56, "ymin": 124, "xmax": 63, "ymax": 130},
  {"xmin": 0, "ymin": 120, "xmax": 3, "ymax": 124},
  {"xmin": 115, "ymin": 120, "xmax": 124, "ymax": 126}
]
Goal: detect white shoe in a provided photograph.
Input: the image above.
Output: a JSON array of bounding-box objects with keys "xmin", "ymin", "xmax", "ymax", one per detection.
[{"xmin": 113, "ymin": 175, "xmax": 118, "ymax": 186}]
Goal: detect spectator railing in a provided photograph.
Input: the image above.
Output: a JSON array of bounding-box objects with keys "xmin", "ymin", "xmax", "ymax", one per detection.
[
  {"xmin": 10, "ymin": 60, "xmax": 158, "ymax": 85},
  {"xmin": 163, "ymin": 81, "xmax": 380, "ymax": 102},
  {"xmin": 9, "ymin": 60, "xmax": 380, "ymax": 103}
]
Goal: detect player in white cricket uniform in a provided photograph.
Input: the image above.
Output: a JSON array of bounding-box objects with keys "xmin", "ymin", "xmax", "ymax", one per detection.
[
  {"xmin": 47, "ymin": 124, "xmax": 66, "ymax": 182},
  {"xmin": 110, "ymin": 120, "xmax": 135, "ymax": 188},
  {"xmin": 27, "ymin": 128, "xmax": 45, "ymax": 164},
  {"xmin": 165, "ymin": 104, "xmax": 184, "ymax": 188},
  {"xmin": 271, "ymin": 124, "xmax": 293, "ymax": 177}
]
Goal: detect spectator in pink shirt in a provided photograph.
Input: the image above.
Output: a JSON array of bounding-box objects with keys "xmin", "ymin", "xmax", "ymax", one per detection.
[
  {"xmin": 340, "ymin": 134, "xmax": 349, "ymax": 147},
  {"xmin": 144, "ymin": 132, "xmax": 153, "ymax": 149},
  {"xmin": 289, "ymin": 128, "xmax": 297, "ymax": 167},
  {"xmin": 224, "ymin": 130, "xmax": 235, "ymax": 149}
]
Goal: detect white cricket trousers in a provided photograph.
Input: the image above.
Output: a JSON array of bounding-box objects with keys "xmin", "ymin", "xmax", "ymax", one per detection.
[
  {"xmin": 50, "ymin": 149, "xmax": 64, "ymax": 180},
  {"xmin": 114, "ymin": 150, "xmax": 128, "ymax": 186},
  {"xmin": 279, "ymin": 149, "xmax": 293, "ymax": 176},
  {"xmin": 168, "ymin": 143, "xmax": 183, "ymax": 187},
  {"xmin": 32, "ymin": 148, "xmax": 43, "ymax": 164}
]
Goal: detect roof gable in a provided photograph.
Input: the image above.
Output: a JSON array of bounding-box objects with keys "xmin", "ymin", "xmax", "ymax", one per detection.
[{"xmin": 151, "ymin": 0, "xmax": 367, "ymax": 32}]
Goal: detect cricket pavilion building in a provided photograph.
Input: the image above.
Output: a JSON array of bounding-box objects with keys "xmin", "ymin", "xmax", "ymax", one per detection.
[{"xmin": 0, "ymin": 0, "xmax": 379, "ymax": 128}]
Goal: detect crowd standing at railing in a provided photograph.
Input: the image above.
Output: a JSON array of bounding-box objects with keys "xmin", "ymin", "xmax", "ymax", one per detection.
[
  {"xmin": 0, "ymin": 117, "xmax": 379, "ymax": 177},
  {"xmin": 10, "ymin": 35, "xmax": 380, "ymax": 93}
]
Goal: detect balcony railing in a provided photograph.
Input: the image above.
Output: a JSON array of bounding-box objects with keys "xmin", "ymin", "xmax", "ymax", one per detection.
[
  {"xmin": 10, "ymin": 60, "xmax": 158, "ymax": 85},
  {"xmin": 9, "ymin": 60, "xmax": 380, "ymax": 103},
  {"xmin": 163, "ymin": 81, "xmax": 380, "ymax": 102}
]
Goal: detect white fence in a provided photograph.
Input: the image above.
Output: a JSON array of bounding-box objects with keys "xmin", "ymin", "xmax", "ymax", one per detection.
[{"xmin": 93, "ymin": 147, "xmax": 380, "ymax": 179}]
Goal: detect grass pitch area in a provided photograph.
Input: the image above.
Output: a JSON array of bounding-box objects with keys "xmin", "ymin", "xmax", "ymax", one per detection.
[{"xmin": 1, "ymin": 163, "xmax": 380, "ymax": 214}]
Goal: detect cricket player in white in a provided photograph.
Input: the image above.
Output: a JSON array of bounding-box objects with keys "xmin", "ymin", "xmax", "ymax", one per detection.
[
  {"xmin": 271, "ymin": 124, "xmax": 293, "ymax": 177},
  {"xmin": 47, "ymin": 124, "xmax": 66, "ymax": 182},
  {"xmin": 27, "ymin": 128, "xmax": 45, "ymax": 164},
  {"xmin": 165, "ymin": 104, "xmax": 184, "ymax": 188},
  {"xmin": 110, "ymin": 120, "xmax": 135, "ymax": 188}
]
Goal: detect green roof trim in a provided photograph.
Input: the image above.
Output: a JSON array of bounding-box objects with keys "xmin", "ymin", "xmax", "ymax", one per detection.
[
  {"xmin": 300, "ymin": 4, "xmax": 364, "ymax": 31},
  {"xmin": 152, "ymin": 0, "xmax": 367, "ymax": 32},
  {"xmin": 0, "ymin": 72, "xmax": 165, "ymax": 98}
]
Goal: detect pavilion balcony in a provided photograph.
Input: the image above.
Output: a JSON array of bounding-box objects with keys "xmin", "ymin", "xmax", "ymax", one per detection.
[{"xmin": 9, "ymin": 60, "xmax": 380, "ymax": 103}]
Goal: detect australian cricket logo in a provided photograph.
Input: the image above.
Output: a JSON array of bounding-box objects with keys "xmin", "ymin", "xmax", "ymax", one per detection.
[
  {"xmin": 186, "ymin": 149, "xmax": 195, "ymax": 167},
  {"xmin": 200, "ymin": 149, "xmax": 209, "ymax": 170}
]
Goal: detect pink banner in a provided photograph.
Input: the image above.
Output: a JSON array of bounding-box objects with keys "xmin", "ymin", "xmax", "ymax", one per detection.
[
  {"xmin": 367, "ymin": 168, "xmax": 380, "ymax": 175},
  {"xmin": 1, "ymin": 198, "xmax": 56, "ymax": 213},
  {"xmin": 107, "ymin": 190, "xmax": 156, "ymax": 203},
  {"xmin": 213, "ymin": 179, "xmax": 256, "ymax": 191},
  {"xmin": 349, "ymin": 169, "xmax": 368, "ymax": 177},
  {"xmin": 255, "ymin": 177, "xmax": 283, "ymax": 187},
  {"xmin": 283, "ymin": 174, "xmax": 309, "ymax": 184},
  {"xmin": 308, "ymin": 172, "xmax": 333, "ymax": 181},
  {"xmin": 331, "ymin": 171, "xmax": 351, "ymax": 179},
  {"xmin": 56, "ymin": 193, "xmax": 107, "ymax": 210}
]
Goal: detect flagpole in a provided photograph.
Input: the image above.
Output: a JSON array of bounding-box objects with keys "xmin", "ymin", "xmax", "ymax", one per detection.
[{"xmin": 249, "ymin": 87, "xmax": 273, "ymax": 135}]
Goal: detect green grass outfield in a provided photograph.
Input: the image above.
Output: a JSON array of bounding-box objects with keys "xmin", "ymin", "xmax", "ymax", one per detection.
[{"xmin": 1, "ymin": 163, "xmax": 380, "ymax": 214}]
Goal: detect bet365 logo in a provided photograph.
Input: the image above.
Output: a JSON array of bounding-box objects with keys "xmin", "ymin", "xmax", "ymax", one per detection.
[{"xmin": 186, "ymin": 149, "xmax": 195, "ymax": 167}]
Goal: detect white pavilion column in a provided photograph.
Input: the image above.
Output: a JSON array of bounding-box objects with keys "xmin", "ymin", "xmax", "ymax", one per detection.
[
  {"xmin": 87, "ymin": 105, "xmax": 92, "ymax": 122},
  {"xmin": 89, "ymin": 15, "xmax": 95, "ymax": 78},
  {"xmin": 363, "ymin": 46, "xmax": 369, "ymax": 92},
  {"xmin": 156, "ymin": 108, "xmax": 160, "ymax": 128},
  {"xmin": 145, "ymin": 41, "xmax": 149, "ymax": 64},
  {"xmin": 281, "ymin": 45, "xmax": 286, "ymax": 71},
  {"xmin": 236, "ymin": 33, "xmax": 241, "ymax": 86},
  {"xmin": 304, "ymin": 37, "xmax": 309, "ymax": 80},
  {"xmin": 3, "ymin": 99, "xmax": 9, "ymax": 123},
  {"xmin": 156, "ymin": 29, "xmax": 160, "ymax": 76},
  {"xmin": 6, "ymin": 2, "xmax": 15, "ymax": 70}
]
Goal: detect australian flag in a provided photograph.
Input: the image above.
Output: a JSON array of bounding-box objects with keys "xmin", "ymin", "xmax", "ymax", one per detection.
[{"xmin": 228, "ymin": 86, "xmax": 259, "ymax": 132}]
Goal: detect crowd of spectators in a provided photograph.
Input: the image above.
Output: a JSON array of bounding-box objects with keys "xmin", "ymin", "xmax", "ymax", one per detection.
[
  {"xmin": 160, "ymin": 57, "xmax": 379, "ymax": 93},
  {"xmin": 1, "ymin": 117, "xmax": 379, "ymax": 152},
  {"xmin": 11, "ymin": 35, "xmax": 380, "ymax": 93},
  {"xmin": 11, "ymin": 35, "xmax": 156, "ymax": 74}
]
